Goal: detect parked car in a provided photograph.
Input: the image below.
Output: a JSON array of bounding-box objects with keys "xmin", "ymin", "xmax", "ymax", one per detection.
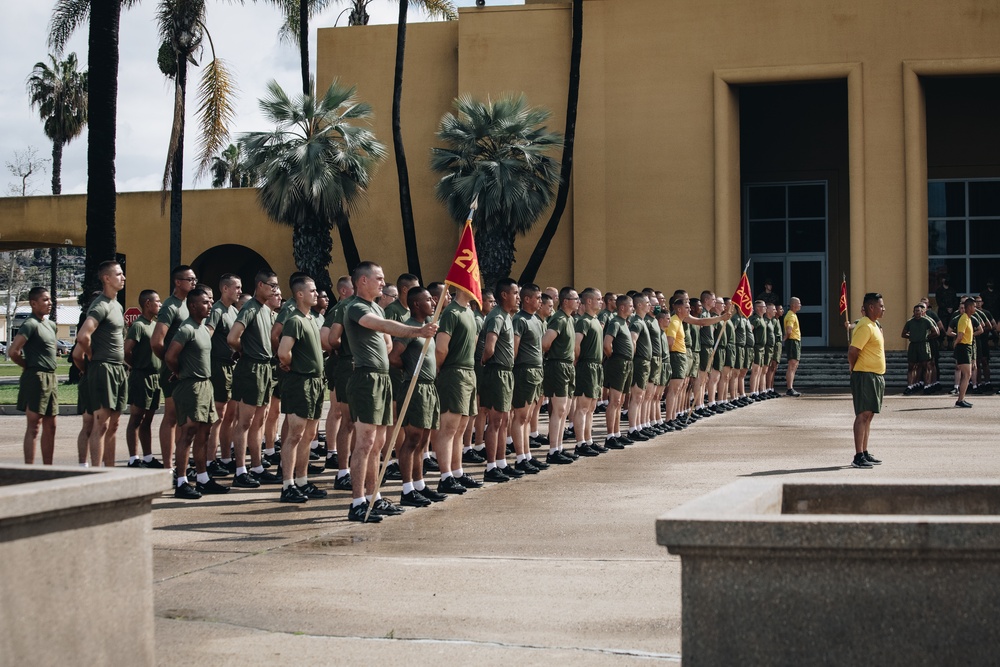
[{"xmin": 56, "ymin": 339, "xmax": 73, "ymax": 356}]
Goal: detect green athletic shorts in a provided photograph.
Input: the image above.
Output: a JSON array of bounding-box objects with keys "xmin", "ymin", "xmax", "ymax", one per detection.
[
  {"xmin": 632, "ymin": 357, "xmax": 651, "ymax": 390},
  {"xmin": 753, "ymin": 347, "xmax": 766, "ymax": 367},
  {"xmin": 712, "ymin": 347, "xmax": 725, "ymax": 372},
  {"xmin": 18, "ymin": 369, "xmax": 58, "ymax": 416},
  {"xmin": 543, "ymin": 359, "xmax": 575, "ymax": 398},
  {"xmin": 762, "ymin": 346, "xmax": 774, "ymax": 366},
  {"xmin": 211, "ymin": 359, "xmax": 235, "ymax": 404},
  {"xmin": 955, "ymin": 343, "xmax": 973, "ymax": 366},
  {"xmin": 907, "ymin": 341, "xmax": 930, "ymax": 364},
  {"xmin": 787, "ymin": 339, "xmax": 802, "ymax": 361},
  {"xmin": 77, "ymin": 370, "xmax": 91, "ymax": 415},
  {"xmin": 479, "ymin": 365, "xmax": 514, "ymax": 412},
  {"xmin": 659, "ymin": 355, "xmax": 671, "ymax": 384},
  {"xmin": 334, "ymin": 357, "xmax": 353, "ymax": 403},
  {"xmin": 851, "ymin": 371, "xmax": 884, "ymax": 415},
  {"xmin": 232, "ymin": 359, "xmax": 273, "ymax": 407},
  {"xmin": 271, "ymin": 362, "xmax": 284, "ymax": 399},
  {"xmin": 687, "ymin": 350, "xmax": 698, "ymax": 378},
  {"xmin": 669, "ymin": 351, "xmax": 689, "ymax": 379},
  {"xmin": 128, "ymin": 370, "xmax": 161, "ymax": 411},
  {"xmin": 88, "ymin": 361, "xmax": 127, "ymax": 412},
  {"xmin": 743, "ymin": 346, "xmax": 754, "ymax": 369},
  {"xmin": 400, "ymin": 380, "xmax": 440, "ymax": 430},
  {"xmin": 174, "ymin": 377, "xmax": 218, "ymax": 425},
  {"xmin": 575, "ymin": 361, "xmax": 603, "ymax": 399},
  {"xmin": 159, "ymin": 367, "xmax": 179, "ymax": 400},
  {"xmin": 604, "ymin": 356, "xmax": 632, "ymax": 394},
  {"xmin": 281, "ymin": 375, "xmax": 325, "ymax": 420},
  {"xmin": 648, "ymin": 356, "xmax": 662, "ymax": 385},
  {"xmin": 437, "ymin": 366, "xmax": 477, "ymax": 416},
  {"xmin": 348, "ymin": 369, "xmax": 393, "ymax": 426},
  {"xmin": 512, "ymin": 365, "xmax": 544, "ymax": 409},
  {"xmin": 724, "ymin": 346, "xmax": 737, "ymax": 369},
  {"xmin": 772, "ymin": 344, "xmax": 782, "ymax": 365},
  {"xmin": 324, "ymin": 354, "xmax": 337, "ymax": 391}
]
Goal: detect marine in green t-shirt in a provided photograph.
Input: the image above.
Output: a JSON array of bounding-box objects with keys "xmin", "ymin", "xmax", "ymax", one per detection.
[
  {"xmin": 345, "ymin": 298, "xmax": 390, "ymax": 372},
  {"xmin": 10, "ymin": 288, "xmax": 59, "ymax": 462}
]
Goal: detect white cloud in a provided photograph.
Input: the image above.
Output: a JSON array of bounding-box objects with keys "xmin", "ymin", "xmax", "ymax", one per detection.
[{"xmin": 1, "ymin": 0, "xmax": 523, "ymax": 197}]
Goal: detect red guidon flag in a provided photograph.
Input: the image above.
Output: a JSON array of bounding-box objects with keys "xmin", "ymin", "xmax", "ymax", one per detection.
[
  {"xmin": 839, "ymin": 279, "xmax": 848, "ymax": 315},
  {"xmin": 731, "ymin": 272, "xmax": 753, "ymax": 317},
  {"xmin": 445, "ymin": 218, "xmax": 483, "ymax": 309}
]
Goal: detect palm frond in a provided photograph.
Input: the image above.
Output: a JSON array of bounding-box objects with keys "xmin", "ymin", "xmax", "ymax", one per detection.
[
  {"xmin": 195, "ymin": 57, "xmax": 237, "ymax": 179},
  {"xmin": 411, "ymin": 0, "xmax": 457, "ymax": 21},
  {"xmin": 47, "ymin": 0, "xmax": 91, "ymax": 53}
]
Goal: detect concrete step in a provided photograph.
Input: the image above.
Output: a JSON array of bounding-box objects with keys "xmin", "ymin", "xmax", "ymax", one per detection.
[{"xmin": 775, "ymin": 350, "xmax": 958, "ymax": 389}]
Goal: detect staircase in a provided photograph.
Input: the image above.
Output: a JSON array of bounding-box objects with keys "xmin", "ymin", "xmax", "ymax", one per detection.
[{"xmin": 775, "ymin": 349, "xmax": 956, "ymax": 390}]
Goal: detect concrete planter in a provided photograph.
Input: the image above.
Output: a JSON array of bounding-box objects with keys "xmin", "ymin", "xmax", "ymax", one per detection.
[
  {"xmin": 657, "ymin": 479, "xmax": 1000, "ymax": 666},
  {"xmin": 0, "ymin": 464, "xmax": 169, "ymax": 666}
]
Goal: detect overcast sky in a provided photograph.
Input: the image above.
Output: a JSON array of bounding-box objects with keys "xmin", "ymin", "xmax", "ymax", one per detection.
[{"xmin": 1, "ymin": 0, "xmax": 523, "ymax": 197}]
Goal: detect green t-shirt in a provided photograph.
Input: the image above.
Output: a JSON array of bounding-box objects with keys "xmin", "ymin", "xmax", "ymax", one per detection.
[
  {"xmin": 597, "ymin": 309, "xmax": 615, "ymax": 327},
  {"xmin": 172, "ymin": 318, "xmax": 212, "ymax": 380},
  {"xmin": 395, "ymin": 316, "xmax": 436, "ymax": 382},
  {"xmin": 330, "ymin": 296, "xmax": 357, "ymax": 362},
  {"xmin": 660, "ymin": 330, "xmax": 670, "ymax": 360},
  {"xmin": 384, "ymin": 299, "xmax": 409, "ymax": 323},
  {"xmin": 903, "ymin": 316, "xmax": 935, "ymax": 343},
  {"xmin": 87, "ymin": 294, "xmax": 125, "ymax": 363},
  {"xmin": 724, "ymin": 319, "xmax": 737, "ymax": 352},
  {"xmin": 17, "ymin": 314, "xmax": 57, "ymax": 371},
  {"xmin": 604, "ymin": 315, "xmax": 634, "ymax": 359},
  {"xmin": 630, "ymin": 315, "xmax": 652, "ymax": 360},
  {"xmin": 512, "ymin": 310, "xmax": 545, "ymax": 368},
  {"xmin": 206, "ymin": 301, "xmax": 238, "ymax": 362},
  {"xmin": 732, "ymin": 312, "xmax": 747, "ymax": 346},
  {"xmin": 546, "ymin": 310, "xmax": 575, "ymax": 363},
  {"xmin": 576, "ymin": 313, "xmax": 604, "ymax": 364},
  {"xmin": 234, "ymin": 297, "xmax": 273, "ymax": 362},
  {"xmin": 480, "ymin": 307, "xmax": 514, "ymax": 369},
  {"xmin": 157, "ymin": 294, "xmax": 189, "ymax": 350},
  {"xmin": 749, "ymin": 314, "xmax": 766, "ymax": 349},
  {"xmin": 126, "ymin": 316, "xmax": 161, "ymax": 373},
  {"xmin": 644, "ymin": 315, "xmax": 661, "ymax": 357},
  {"xmin": 685, "ymin": 321, "xmax": 700, "ymax": 353},
  {"xmin": 699, "ymin": 311, "xmax": 715, "ymax": 348},
  {"xmin": 438, "ymin": 301, "xmax": 477, "ymax": 370},
  {"xmin": 283, "ymin": 309, "xmax": 324, "ymax": 377},
  {"xmin": 345, "ymin": 298, "xmax": 389, "ymax": 372},
  {"xmin": 274, "ymin": 299, "xmax": 296, "ymax": 327}
]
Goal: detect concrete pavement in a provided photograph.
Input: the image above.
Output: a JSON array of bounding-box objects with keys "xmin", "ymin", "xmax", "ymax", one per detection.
[{"xmin": 2, "ymin": 389, "xmax": 998, "ymax": 665}]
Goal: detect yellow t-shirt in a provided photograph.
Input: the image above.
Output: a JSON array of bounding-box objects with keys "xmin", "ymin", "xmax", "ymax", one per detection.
[
  {"xmin": 784, "ymin": 311, "xmax": 801, "ymax": 341},
  {"xmin": 850, "ymin": 316, "xmax": 885, "ymax": 374},
  {"xmin": 957, "ymin": 313, "xmax": 973, "ymax": 345},
  {"xmin": 665, "ymin": 314, "xmax": 686, "ymax": 353}
]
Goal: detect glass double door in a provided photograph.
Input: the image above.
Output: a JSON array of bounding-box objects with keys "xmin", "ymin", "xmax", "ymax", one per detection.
[{"xmin": 744, "ymin": 182, "xmax": 829, "ymax": 346}]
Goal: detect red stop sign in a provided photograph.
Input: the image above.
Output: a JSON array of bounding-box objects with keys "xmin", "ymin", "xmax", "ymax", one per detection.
[{"xmin": 124, "ymin": 307, "xmax": 142, "ymax": 327}]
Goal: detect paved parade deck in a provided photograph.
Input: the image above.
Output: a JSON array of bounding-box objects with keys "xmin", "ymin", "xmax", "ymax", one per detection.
[{"xmin": 2, "ymin": 391, "xmax": 996, "ymax": 665}]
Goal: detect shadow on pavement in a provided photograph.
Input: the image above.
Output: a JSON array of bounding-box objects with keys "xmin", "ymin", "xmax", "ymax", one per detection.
[{"xmin": 741, "ymin": 466, "xmax": 848, "ymax": 477}]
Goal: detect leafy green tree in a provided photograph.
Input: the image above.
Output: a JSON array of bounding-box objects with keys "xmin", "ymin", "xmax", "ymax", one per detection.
[
  {"xmin": 210, "ymin": 142, "xmax": 257, "ymax": 188},
  {"xmin": 241, "ymin": 79, "xmax": 387, "ymax": 289},
  {"xmin": 431, "ymin": 93, "xmax": 562, "ymax": 290}
]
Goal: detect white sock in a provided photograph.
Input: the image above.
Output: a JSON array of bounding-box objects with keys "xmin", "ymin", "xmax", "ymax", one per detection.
[
  {"xmin": 414, "ymin": 479, "xmax": 426, "ymax": 491},
  {"xmin": 549, "ymin": 447, "xmax": 559, "ymax": 455},
  {"xmin": 221, "ymin": 457, "xmax": 232, "ymax": 464},
  {"xmin": 486, "ymin": 462, "xmax": 496, "ymax": 471},
  {"xmin": 473, "ymin": 444, "xmax": 485, "ymax": 452},
  {"xmin": 129, "ymin": 456, "xmax": 137, "ymax": 464},
  {"xmin": 463, "ymin": 446, "xmax": 472, "ymax": 453},
  {"xmin": 237, "ymin": 466, "xmax": 248, "ymax": 476},
  {"xmin": 516, "ymin": 454, "xmax": 526, "ymax": 463},
  {"xmin": 176, "ymin": 476, "xmax": 188, "ymax": 487},
  {"xmin": 326, "ymin": 452, "xmax": 336, "ymax": 459},
  {"xmin": 263, "ymin": 448, "xmax": 275, "ymax": 456},
  {"xmin": 440, "ymin": 471, "xmax": 453, "ymax": 480},
  {"xmin": 454, "ymin": 467, "xmax": 464, "ymax": 477},
  {"xmin": 505, "ymin": 436, "xmax": 513, "ymax": 445},
  {"xmin": 497, "ymin": 459, "xmax": 508, "ymax": 469},
  {"xmin": 352, "ymin": 497, "xmax": 366, "ymax": 507},
  {"xmin": 337, "ymin": 469, "xmax": 349, "ymax": 478},
  {"xmin": 310, "ymin": 441, "xmax": 319, "ymax": 449},
  {"xmin": 79, "ymin": 462, "xmax": 89, "ymax": 468},
  {"xmin": 295, "ymin": 476, "xmax": 307, "ymax": 487},
  {"xmin": 403, "ymin": 482, "xmax": 414, "ymax": 494},
  {"xmin": 530, "ymin": 431, "xmax": 539, "ymax": 438},
  {"xmin": 251, "ymin": 465, "xmax": 264, "ymax": 474},
  {"xmin": 196, "ymin": 472, "xmax": 210, "ymax": 484},
  {"xmin": 143, "ymin": 454, "xmax": 153, "ymax": 462},
  {"xmin": 283, "ymin": 480, "xmax": 294, "ymax": 489}
]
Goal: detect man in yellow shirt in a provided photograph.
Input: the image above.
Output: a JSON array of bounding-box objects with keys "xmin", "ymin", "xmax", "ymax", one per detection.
[
  {"xmin": 847, "ymin": 292, "xmax": 886, "ymax": 468},
  {"xmin": 784, "ymin": 297, "xmax": 802, "ymax": 396},
  {"xmin": 953, "ymin": 297, "xmax": 983, "ymax": 408}
]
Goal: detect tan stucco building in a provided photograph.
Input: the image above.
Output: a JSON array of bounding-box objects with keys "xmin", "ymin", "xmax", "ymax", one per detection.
[{"xmin": 5, "ymin": 0, "xmax": 1000, "ymax": 348}]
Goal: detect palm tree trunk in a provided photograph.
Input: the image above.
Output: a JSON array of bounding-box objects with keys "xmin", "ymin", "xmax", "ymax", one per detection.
[
  {"xmin": 169, "ymin": 55, "xmax": 188, "ymax": 271},
  {"xmin": 477, "ymin": 225, "xmax": 515, "ymax": 293},
  {"xmin": 50, "ymin": 140, "xmax": 63, "ymax": 322},
  {"xmin": 84, "ymin": 0, "xmax": 123, "ymax": 295},
  {"xmin": 299, "ymin": 0, "xmax": 310, "ymax": 95},
  {"xmin": 335, "ymin": 209, "xmax": 361, "ymax": 274},
  {"xmin": 393, "ymin": 0, "xmax": 421, "ymax": 282},
  {"xmin": 292, "ymin": 213, "xmax": 334, "ymax": 293},
  {"xmin": 518, "ymin": 0, "xmax": 583, "ymax": 285},
  {"xmin": 51, "ymin": 140, "xmax": 63, "ymax": 196}
]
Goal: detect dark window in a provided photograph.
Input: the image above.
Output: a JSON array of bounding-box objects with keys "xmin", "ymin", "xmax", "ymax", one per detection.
[{"xmin": 928, "ymin": 179, "xmax": 1000, "ymax": 295}]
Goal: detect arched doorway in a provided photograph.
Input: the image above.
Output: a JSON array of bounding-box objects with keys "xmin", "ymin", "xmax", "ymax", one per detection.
[{"xmin": 190, "ymin": 244, "xmax": 273, "ymax": 295}]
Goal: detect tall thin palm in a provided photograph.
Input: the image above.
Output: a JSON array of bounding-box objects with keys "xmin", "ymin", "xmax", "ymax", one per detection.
[
  {"xmin": 272, "ymin": 0, "xmax": 333, "ymax": 95},
  {"xmin": 431, "ymin": 94, "xmax": 562, "ymax": 290},
  {"xmin": 27, "ymin": 51, "xmax": 89, "ymax": 320},
  {"xmin": 241, "ymin": 79, "xmax": 387, "ymax": 288},
  {"xmin": 211, "ymin": 142, "xmax": 257, "ymax": 187},
  {"xmin": 49, "ymin": 0, "xmax": 139, "ymax": 295}
]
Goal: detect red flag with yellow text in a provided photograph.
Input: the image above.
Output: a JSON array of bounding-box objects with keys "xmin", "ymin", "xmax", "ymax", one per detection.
[
  {"xmin": 839, "ymin": 280, "xmax": 848, "ymax": 315},
  {"xmin": 445, "ymin": 219, "xmax": 483, "ymax": 309},
  {"xmin": 731, "ymin": 272, "xmax": 753, "ymax": 317}
]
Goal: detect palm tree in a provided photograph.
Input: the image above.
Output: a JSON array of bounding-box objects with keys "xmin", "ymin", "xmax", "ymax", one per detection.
[
  {"xmin": 272, "ymin": 0, "xmax": 333, "ymax": 95},
  {"xmin": 431, "ymin": 94, "xmax": 562, "ymax": 290},
  {"xmin": 49, "ymin": 0, "xmax": 138, "ymax": 296},
  {"xmin": 391, "ymin": 0, "xmax": 457, "ymax": 282},
  {"xmin": 210, "ymin": 142, "xmax": 257, "ymax": 188},
  {"xmin": 519, "ymin": 0, "xmax": 582, "ymax": 284},
  {"xmin": 157, "ymin": 0, "xmax": 237, "ymax": 271},
  {"xmin": 27, "ymin": 52, "xmax": 89, "ymax": 321},
  {"xmin": 241, "ymin": 79, "xmax": 387, "ymax": 289}
]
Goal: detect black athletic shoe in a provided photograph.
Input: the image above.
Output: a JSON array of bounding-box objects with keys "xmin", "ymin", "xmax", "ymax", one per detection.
[
  {"xmin": 437, "ymin": 476, "xmax": 467, "ymax": 495},
  {"xmin": 224, "ymin": 459, "xmax": 239, "ymax": 475},
  {"xmin": 515, "ymin": 459, "xmax": 540, "ymax": 475},
  {"xmin": 279, "ymin": 485, "xmax": 308, "ymax": 503},
  {"xmin": 423, "ymin": 457, "xmax": 440, "ymax": 473},
  {"xmin": 462, "ymin": 448, "xmax": 486, "ymax": 464},
  {"xmin": 372, "ymin": 498, "xmax": 405, "ymax": 516},
  {"xmin": 505, "ymin": 442, "xmax": 515, "ymax": 455},
  {"xmin": 174, "ymin": 483, "xmax": 202, "ymax": 500},
  {"xmin": 315, "ymin": 444, "xmax": 328, "ymax": 456},
  {"xmin": 546, "ymin": 451, "xmax": 574, "ymax": 465},
  {"xmin": 956, "ymin": 400, "xmax": 973, "ymax": 408},
  {"xmin": 128, "ymin": 459, "xmax": 147, "ymax": 469},
  {"xmin": 325, "ymin": 453, "xmax": 339, "ymax": 470},
  {"xmin": 539, "ymin": 403, "xmax": 549, "ymax": 414},
  {"xmin": 400, "ymin": 490, "xmax": 432, "ymax": 507},
  {"xmin": 712, "ymin": 404, "xmax": 727, "ymax": 414},
  {"xmin": 595, "ymin": 403, "xmax": 607, "ymax": 414},
  {"xmin": 863, "ymin": 451, "xmax": 882, "ymax": 465},
  {"xmin": 263, "ymin": 451, "xmax": 282, "ymax": 467},
  {"xmin": 640, "ymin": 427, "xmax": 658, "ymax": 438},
  {"xmin": 483, "ymin": 467, "xmax": 511, "ymax": 483},
  {"xmin": 786, "ymin": 388, "xmax": 802, "ymax": 397},
  {"xmin": 307, "ymin": 464, "xmax": 326, "ymax": 476},
  {"xmin": 851, "ymin": 453, "xmax": 873, "ymax": 469},
  {"xmin": 186, "ymin": 466, "xmax": 197, "ymax": 480},
  {"xmin": 207, "ymin": 459, "xmax": 230, "ymax": 477},
  {"xmin": 385, "ymin": 461, "xmax": 403, "ymax": 480},
  {"xmin": 456, "ymin": 473, "xmax": 482, "ymax": 489},
  {"xmin": 575, "ymin": 443, "xmax": 600, "ymax": 457},
  {"xmin": 416, "ymin": 486, "xmax": 447, "ymax": 502},
  {"xmin": 563, "ymin": 426, "xmax": 575, "ymax": 440},
  {"xmin": 589, "ymin": 441, "xmax": 609, "ymax": 453},
  {"xmin": 347, "ymin": 501, "xmax": 382, "ymax": 523},
  {"xmin": 309, "ymin": 450, "xmax": 321, "ymax": 461},
  {"xmin": 533, "ymin": 435, "xmax": 551, "ymax": 447},
  {"xmin": 526, "ymin": 457, "xmax": 549, "ymax": 470},
  {"xmin": 333, "ymin": 474, "xmax": 353, "ymax": 491},
  {"xmin": 254, "ymin": 469, "xmax": 283, "ymax": 485},
  {"xmin": 627, "ymin": 430, "xmax": 648, "ymax": 442},
  {"xmin": 604, "ymin": 438, "xmax": 626, "ymax": 450},
  {"xmin": 561, "ymin": 448, "xmax": 579, "ymax": 460},
  {"xmin": 233, "ymin": 472, "xmax": 261, "ymax": 488},
  {"xmin": 143, "ymin": 457, "xmax": 165, "ymax": 469},
  {"xmin": 500, "ymin": 464, "xmax": 524, "ymax": 478},
  {"xmin": 196, "ymin": 478, "xmax": 230, "ymax": 495},
  {"xmin": 299, "ymin": 482, "xmax": 327, "ymax": 499}
]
